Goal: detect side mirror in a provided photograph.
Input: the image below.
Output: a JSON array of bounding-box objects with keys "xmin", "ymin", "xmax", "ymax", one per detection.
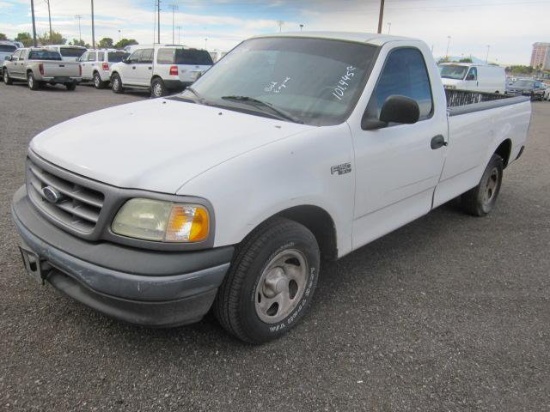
[
  {"xmin": 4, "ymin": 56, "xmax": 11, "ymax": 61},
  {"xmin": 466, "ymin": 74, "xmax": 475, "ymax": 81},
  {"xmin": 122, "ymin": 58, "xmax": 129, "ymax": 64},
  {"xmin": 362, "ymin": 95, "xmax": 420, "ymax": 130}
]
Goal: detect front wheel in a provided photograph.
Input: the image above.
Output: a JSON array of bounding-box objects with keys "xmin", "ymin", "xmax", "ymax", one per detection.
[
  {"xmin": 111, "ymin": 73, "xmax": 123, "ymax": 93},
  {"xmin": 3, "ymin": 69, "xmax": 12, "ymax": 85},
  {"xmin": 461, "ymin": 154, "xmax": 504, "ymax": 217},
  {"xmin": 214, "ymin": 217, "xmax": 320, "ymax": 344},
  {"xmin": 28, "ymin": 72, "xmax": 40, "ymax": 90}
]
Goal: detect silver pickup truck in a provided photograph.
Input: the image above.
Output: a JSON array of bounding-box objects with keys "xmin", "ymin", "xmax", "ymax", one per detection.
[{"xmin": 2, "ymin": 48, "xmax": 81, "ymax": 90}]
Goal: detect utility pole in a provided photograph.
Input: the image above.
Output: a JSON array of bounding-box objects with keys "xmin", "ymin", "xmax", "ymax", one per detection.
[
  {"xmin": 277, "ymin": 20, "xmax": 284, "ymax": 32},
  {"xmin": 377, "ymin": 0, "xmax": 385, "ymax": 34},
  {"xmin": 44, "ymin": 0, "xmax": 52, "ymax": 40},
  {"xmin": 169, "ymin": 4, "xmax": 178, "ymax": 44},
  {"xmin": 485, "ymin": 45, "xmax": 490, "ymax": 64},
  {"xmin": 446, "ymin": 35, "xmax": 451, "ymax": 59},
  {"xmin": 91, "ymin": 0, "xmax": 95, "ymax": 48},
  {"xmin": 30, "ymin": 0, "xmax": 38, "ymax": 46},
  {"xmin": 75, "ymin": 15, "xmax": 82, "ymax": 44}
]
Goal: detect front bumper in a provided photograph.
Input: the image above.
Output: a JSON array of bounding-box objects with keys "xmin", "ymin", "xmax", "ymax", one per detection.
[{"xmin": 12, "ymin": 186, "xmax": 233, "ymax": 327}]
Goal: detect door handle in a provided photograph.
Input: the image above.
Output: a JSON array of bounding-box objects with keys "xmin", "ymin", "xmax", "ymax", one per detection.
[
  {"xmin": 132, "ymin": 66, "xmax": 136, "ymax": 70},
  {"xmin": 431, "ymin": 135, "xmax": 447, "ymax": 150},
  {"xmin": 148, "ymin": 67, "xmax": 152, "ymax": 70}
]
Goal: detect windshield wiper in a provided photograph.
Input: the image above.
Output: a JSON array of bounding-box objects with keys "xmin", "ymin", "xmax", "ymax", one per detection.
[
  {"xmin": 221, "ymin": 95, "xmax": 303, "ymax": 124},
  {"xmin": 184, "ymin": 86, "xmax": 206, "ymax": 104}
]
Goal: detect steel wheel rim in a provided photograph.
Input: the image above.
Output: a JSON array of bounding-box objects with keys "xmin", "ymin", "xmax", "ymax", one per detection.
[
  {"xmin": 28, "ymin": 75, "xmax": 33, "ymax": 88},
  {"xmin": 483, "ymin": 167, "xmax": 499, "ymax": 205},
  {"xmin": 3, "ymin": 71, "xmax": 7, "ymax": 83},
  {"xmin": 254, "ymin": 249, "xmax": 309, "ymax": 324},
  {"xmin": 153, "ymin": 83, "xmax": 162, "ymax": 97},
  {"xmin": 94, "ymin": 75, "xmax": 100, "ymax": 87}
]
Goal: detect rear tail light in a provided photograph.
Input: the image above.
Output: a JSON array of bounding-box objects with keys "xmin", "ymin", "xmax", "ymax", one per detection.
[
  {"xmin": 39, "ymin": 64, "xmax": 44, "ymax": 75},
  {"xmin": 169, "ymin": 65, "xmax": 178, "ymax": 76},
  {"xmin": 102, "ymin": 62, "xmax": 109, "ymax": 71}
]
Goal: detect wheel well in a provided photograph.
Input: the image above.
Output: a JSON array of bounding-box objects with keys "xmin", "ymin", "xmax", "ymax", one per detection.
[
  {"xmin": 276, "ymin": 205, "xmax": 338, "ymax": 261},
  {"xmin": 495, "ymin": 139, "xmax": 512, "ymax": 168}
]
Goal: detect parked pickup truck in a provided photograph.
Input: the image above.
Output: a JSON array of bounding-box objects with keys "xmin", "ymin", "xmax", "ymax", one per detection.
[
  {"xmin": 11, "ymin": 33, "xmax": 531, "ymax": 343},
  {"xmin": 3, "ymin": 47, "xmax": 81, "ymax": 90}
]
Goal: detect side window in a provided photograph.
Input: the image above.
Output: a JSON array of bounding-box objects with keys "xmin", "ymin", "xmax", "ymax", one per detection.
[
  {"xmin": 366, "ymin": 47, "xmax": 434, "ymax": 121},
  {"xmin": 12, "ymin": 50, "xmax": 21, "ymax": 60},
  {"xmin": 87, "ymin": 52, "xmax": 96, "ymax": 62},
  {"xmin": 98, "ymin": 52, "xmax": 104, "ymax": 61},
  {"xmin": 19, "ymin": 50, "xmax": 26, "ymax": 61},
  {"xmin": 157, "ymin": 48, "xmax": 175, "ymax": 64},
  {"xmin": 466, "ymin": 67, "xmax": 477, "ymax": 81},
  {"xmin": 141, "ymin": 49, "xmax": 154, "ymax": 63}
]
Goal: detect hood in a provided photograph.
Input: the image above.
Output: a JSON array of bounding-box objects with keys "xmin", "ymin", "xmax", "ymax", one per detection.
[{"xmin": 30, "ymin": 98, "xmax": 311, "ymax": 194}]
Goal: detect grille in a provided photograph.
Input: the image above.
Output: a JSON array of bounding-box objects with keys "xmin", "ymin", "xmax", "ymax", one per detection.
[{"xmin": 27, "ymin": 158, "xmax": 105, "ymax": 234}]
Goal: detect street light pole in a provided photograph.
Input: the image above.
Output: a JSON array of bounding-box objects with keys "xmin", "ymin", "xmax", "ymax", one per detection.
[
  {"xmin": 75, "ymin": 15, "xmax": 82, "ymax": 44},
  {"xmin": 44, "ymin": 0, "xmax": 52, "ymax": 40},
  {"xmin": 169, "ymin": 4, "xmax": 178, "ymax": 44},
  {"xmin": 446, "ymin": 35, "xmax": 451, "ymax": 60},
  {"xmin": 485, "ymin": 45, "xmax": 490, "ymax": 64},
  {"xmin": 377, "ymin": 0, "xmax": 385, "ymax": 34},
  {"xmin": 91, "ymin": 0, "xmax": 95, "ymax": 48},
  {"xmin": 30, "ymin": 0, "xmax": 38, "ymax": 46},
  {"xmin": 387, "ymin": 22, "xmax": 391, "ymax": 34}
]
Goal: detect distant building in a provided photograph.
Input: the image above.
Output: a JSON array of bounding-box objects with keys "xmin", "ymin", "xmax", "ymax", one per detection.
[{"xmin": 530, "ymin": 42, "xmax": 550, "ymax": 70}]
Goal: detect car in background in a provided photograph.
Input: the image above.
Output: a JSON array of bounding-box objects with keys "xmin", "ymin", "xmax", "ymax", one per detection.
[
  {"xmin": 0, "ymin": 41, "xmax": 18, "ymax": 64},
  {"xmin": 110, "ymin": 44, "xmax": 213, "ymax": 97},
  {"xmin": 45, "ymin": 45, "xmax": 87, "ymax": 62},
  {"xmin": 543, "ymin": 84, "xmax": 550, "ymax": 101},
  {"xmin": 79, "ymin": 49, "xmax": 129, "ymax": 89},
  {"xmin": 507, "ymin": 78, "xmax": 546, "ymax": 101}
]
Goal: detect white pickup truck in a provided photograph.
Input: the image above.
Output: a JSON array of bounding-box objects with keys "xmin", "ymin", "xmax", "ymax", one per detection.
[
  {"xmin": 12, "ymin": 33, "xmax": 531, "ymax": 343},
  {"xmin": 3, "ymin": 47, "xmax": 81, "ymax": 90}
]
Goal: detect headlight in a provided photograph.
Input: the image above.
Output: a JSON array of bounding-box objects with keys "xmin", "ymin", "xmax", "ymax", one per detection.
[{"xmin": 112, "ymin": 198, "xmax": 210, "ymax": 243}]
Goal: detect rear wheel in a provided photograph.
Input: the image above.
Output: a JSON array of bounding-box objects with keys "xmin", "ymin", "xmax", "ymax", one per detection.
[
  {"xmin": 151, "ymin": 78, "xmax": 167, "ymax": 98},
  {"xmin": 111, "ymin": 73, "xmax": 123, "ymax": 93},
  {"xmin": 214, "ymin": 217, "xmax": 320, "ymax": 344},
  {"xmin": 93, "ymin": 72, "xmax": 106, "ymax": 89},
  {"xmin": 461, "ymin": 154, "xmax": 504, "ymax": 217},
  {"xmin": 3, "ymin": 69, "xmax": 12, "ymax": 85},
  {"xmin": 28, "ymin": 72, "xmax": 40, "ymax": 90}
]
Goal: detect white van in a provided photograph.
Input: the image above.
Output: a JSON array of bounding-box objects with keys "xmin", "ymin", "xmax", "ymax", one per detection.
[
  {"xmin": 439, "ymin": 63, "xmax": 506, "ymax": 94},
  {"xmin": 45, "ymin": 45, "xmax": 86, "ymax": 62}
]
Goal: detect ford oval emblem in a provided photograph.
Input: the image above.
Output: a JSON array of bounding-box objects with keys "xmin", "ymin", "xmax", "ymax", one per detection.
[{"xmin": 42, "ymin": 186, "xmax": 62, "ymax": 204}]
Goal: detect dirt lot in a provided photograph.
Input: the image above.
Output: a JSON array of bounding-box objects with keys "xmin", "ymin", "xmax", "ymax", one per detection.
[{"xmin": 1, "ymin": 83, "xmax": 549, "ymax": 411}]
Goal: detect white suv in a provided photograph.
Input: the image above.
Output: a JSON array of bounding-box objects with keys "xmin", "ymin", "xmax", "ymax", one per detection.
[
  {"xmin": 110, "ymin": 45, "xmax": 213, "ymax": 97},
  {"xmin": 79, "ymin": 49, "xmax": 129, "ymax": 89}
]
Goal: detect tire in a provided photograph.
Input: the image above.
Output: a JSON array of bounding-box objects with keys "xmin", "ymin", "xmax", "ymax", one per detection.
[
  {"xmin": 3, "ymin": 69, "xmax": 12, "ymax": 85},
  {"xmin": 28, "ymin": 72, "xmax": 40, "ymax": 90},
  {"xmin": 65, "ymin": 82, "xmax": 76, "ymax": 91},
  {"xmin": 150, "ymin": 78, "xmax": 167, "ymax": 98},
  {"xmin": 214, "ymin": 217, "xmax": 320, "ymax": 344},
  {"xmin": 461, "ymin": 154, "xmax": 504, "ymax": 217},
  {"xmin": 111, "ymin": 73, "xmax": 123, "ymax": 93},
  {"xmin": 93, "ymin": 72, "xmax": 106, "ymax": 89}
]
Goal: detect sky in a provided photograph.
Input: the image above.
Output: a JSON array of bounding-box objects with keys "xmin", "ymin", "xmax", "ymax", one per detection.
[{"xmin": 0, "ymin": 0, "xmax": 548, "ymax": 66}]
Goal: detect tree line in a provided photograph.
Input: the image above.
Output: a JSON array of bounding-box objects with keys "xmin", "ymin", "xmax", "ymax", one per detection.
[{"xmin": 0, "ymin": 31, "xmax": 138, "ymax": 49}]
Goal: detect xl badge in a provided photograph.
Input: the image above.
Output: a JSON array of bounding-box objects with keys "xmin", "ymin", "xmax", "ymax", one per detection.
[
  {"xmin": 42, "ymin": 186, "xmax": 63, "ymax": 204},
  {"xmin": 331, "ymin": 163, "xmax": 352, "ymax": 175}
]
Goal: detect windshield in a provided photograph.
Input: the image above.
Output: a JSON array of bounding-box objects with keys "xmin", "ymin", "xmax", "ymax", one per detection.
[
  {"xmin": 178, "ymin": 37, "xmax": 378, "ymax": 126},
  {"xmin": 0, "ymin": 45, "xmax": 17, "ymax": 52},
  {"xmin": 108, "ymin": 51, "xmax": 129, "ymax": 62},
  {"xmin": 439, "ymin": 65, "xmax": 468, "ymax": 80},
  {"xmin": 513, "ymin": 80, "xmax": 534, "ymax": 88}
]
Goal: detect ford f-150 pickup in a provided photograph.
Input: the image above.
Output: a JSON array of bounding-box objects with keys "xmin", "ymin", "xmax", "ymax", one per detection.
[
  {"xmin": 11, "ymin": 33, "xmax": 531, "ymax": 343},
  {"xmin": 3, "ymin": 47, "xmax": 81, "ymax": 90}
]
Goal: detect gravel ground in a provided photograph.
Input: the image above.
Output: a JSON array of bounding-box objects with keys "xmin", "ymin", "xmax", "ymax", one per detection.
[{"xmin": 1, "ymin": 83, "xmax": 549, "ymax": 411}]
